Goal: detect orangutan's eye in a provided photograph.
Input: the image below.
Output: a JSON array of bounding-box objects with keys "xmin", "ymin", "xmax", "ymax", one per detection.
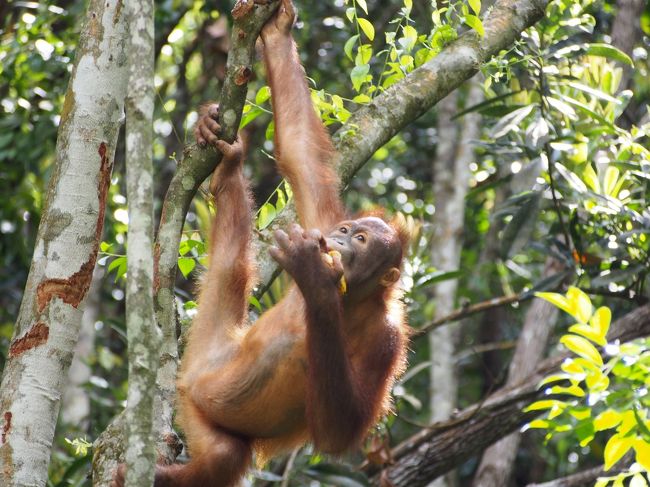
[
  {"xmin": 340, "ymin": 227, "xmax": 348, "ymax": 234},
  {"xmin": 355, "ymin": 234, "xmax": 366, "ymax": 243}
]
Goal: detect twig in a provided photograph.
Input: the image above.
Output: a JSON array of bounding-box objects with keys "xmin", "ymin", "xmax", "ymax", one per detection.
[{"xmin": 413, "ymin": 293, "xmax": 529, "ymax": 337}]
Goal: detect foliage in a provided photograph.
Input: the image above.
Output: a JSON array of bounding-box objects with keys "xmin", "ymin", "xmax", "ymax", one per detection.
[{"xmin": 528, "ymin": 287, "xmax": 650, "ymax": 485}]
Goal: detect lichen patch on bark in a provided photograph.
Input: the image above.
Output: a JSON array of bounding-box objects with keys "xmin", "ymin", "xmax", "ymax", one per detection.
[
  {"xmin": 8, "ymin": 323, "xmax": 49, "ymax": 357},
  {"xmin": 234, "ymin": 66, "xmax": 252, "ymax": 85},
  {"xmin": 36, "ymin": 142, "xmax": 113, "ymax": 312}
]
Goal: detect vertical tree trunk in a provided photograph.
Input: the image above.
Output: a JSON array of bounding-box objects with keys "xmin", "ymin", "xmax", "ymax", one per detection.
[
  {"xmin": 0, "ymin": 1, "xmax": 128, "ymax": 485},
  {"xmin": 428, "ymin": 78, "xmax": 483, "ymax": 487},
  {"xmin": 123, "ymin": 0, "xmax": 157, "ymax": 485},
  {"xmin": 471, "ymin": 259, "xmax": 562, "ymax": 487}
]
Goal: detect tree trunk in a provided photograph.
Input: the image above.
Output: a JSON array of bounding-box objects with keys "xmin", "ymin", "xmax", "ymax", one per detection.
[
  {"xmin": 123, "ymin": 0, "xmax": 158, "ymax": 485},
  {"xmin": 0, "ymin": 1, "xmax": 128, "ymax": 485},
  {"xmin": 471, "ymin": 259, "xmax": 563, "ymax": 487},
  {"xmin": 428, "ymin": 77, "xmax": 482, "ymax": 487}
]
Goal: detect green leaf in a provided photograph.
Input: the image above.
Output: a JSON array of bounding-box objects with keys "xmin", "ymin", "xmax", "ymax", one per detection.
[
  {"xmin": 178, "ymin": 257, "xmax": 195, "ymax": 278},
  {"xmin": 352, "ymin": 94, "xmax": 371, "ymax": 104},
  {"xmin": 555, "ymin": 162, "xmax": 588, "ymax": 193},
  {"xmin": 524, "ymin": 400, "xmax": 565, "ymax": 412},
  {"xmin": 399, "ymin": 25, "xmax": 418, "ymax": 51},
  {"xmin": 490, "ymin": 104, "xmax": 535, "ymax": 139},
  {"xmin": 100, "ymin": 241, "xmax": 111, "ymax": 252},
  {"xmin": 535, "ymin": 291, "xmax": 574, "ymax": 316},
  {"xmin": 464, "ymin": 14, "xmax": 484, "ymax": 36},
  {"xmin": 499, "ymin": 191, "xmax": 541, "ymax": 258},
  {"xmin": 249, "ymin": 295, "xmax": 262, "ymax": 312},
  {"xmin": 538, "ymin": 373, "xmax": 571, "ymax": 387},
  {"xmin": 546, "ymin": 96, "xmax": 577, "ymax": 120},
  {"xmin": 255, "ymin": 85, "xmax": 271, "ymax": 105},
  {"xmin": 567, "ymin": 287, "xmax": 592, "ymax": 323},
  {"xmin": 590, "ymin": 306, "xmax": 611, "ymax": 340},
  {"xmin": 258, "ymin": 202, "xmax": 276, "ymax": 230},
  {"xmin": 560, "ymin": 335, "xmax": 603, "ymax": 366},
  {"xmin": 344, "ymin": 34, "xmax": 359, "ymax": 61},
  {"xmin": 468, "ymin": 0, "xmax": 481, "ymax": 15},
  {"xmin": 586, "ymin": 43, "xmax": 633, "ymax": 66},
  {"xmin": 346, "ymin": 7, "xmax": 356, "ymax": 22},
  {"xmin": 630, "ymin": 473, "xmax": 648, "ymax": 487},
  {"xmin": 356, "ymin": 0, "xmax": 368, "ymax": 14},
  {"xmin": 635, "ymin": 439, "xmax": 650, "ymax": 472},
  {"xmin": 603, "ymin": 166, "xmax": 620, "ymax": 197},
  {"xmin": 568, "ymin": 324, "xmax": 606, "ymax": 346},
  {"xmin": 549, "ymin": 384, "xmax": 585, "ymax": 397},
  {"xmin": 604, "ymin": 434, "xmax": 635, "ymax": 470},
  {"xmin": 594, "ymin": 410, "xmax": 622, "ymax": 431},
  {"xmin": 357, "ymin": 18, "xmax": 375, "ymax": 41},
  {"xmin": 350, "ymin": 64, "xmax": 370, "ymax": 91}
]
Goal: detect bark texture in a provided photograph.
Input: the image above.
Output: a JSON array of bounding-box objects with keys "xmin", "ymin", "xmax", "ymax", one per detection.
[
  {"xmin": 367, "ymin": 304, "xmax": 650, "ymax": 486},
  {"xmin": 0, "ymin": 1, "xmax": 128, "ymax": 485},
  {"xmin": 123, "ymin": 0, "xmax": 158, "ymax": 484},
  {"xmin": 471, "ymin": 259, "xmax": 563, "ymax": 487}
]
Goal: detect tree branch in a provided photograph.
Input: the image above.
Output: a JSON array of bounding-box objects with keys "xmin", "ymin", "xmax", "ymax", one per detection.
[{"xmin": 364, "ymin": 304, "xmax": 650, "ymax": 487}]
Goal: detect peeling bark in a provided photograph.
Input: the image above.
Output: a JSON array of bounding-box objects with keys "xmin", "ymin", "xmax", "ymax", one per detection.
[{"xmin": 0, "ymin": 0, "xmax": 128, "ymax": 485}]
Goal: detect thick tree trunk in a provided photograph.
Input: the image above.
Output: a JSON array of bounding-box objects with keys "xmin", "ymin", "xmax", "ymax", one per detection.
[
  {"xmin": 0, "ymin": 1, "xmax": 128, "ymax": 485},
  {"xmin": 123, "ymin": 0, "xmax": 158, "ymax": 485},
  {"xmin": 428, "ymin": 77, "xmax": 482, "ymax": 487},
  {"xmin": 471, "ymin": 259, "xmax": 563, "ymax": 487}
]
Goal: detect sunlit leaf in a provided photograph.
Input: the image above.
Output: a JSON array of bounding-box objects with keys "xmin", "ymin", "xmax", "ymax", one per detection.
[
  {"xmin": 255, "ymin": 85, "xmax": 271, "ymax": 105},
  {"xmin": 535, "ymin": 291, "xmax": 574, "ymax": 317},
  {"xmin": 595, "ymin": 410, "xmax": 623, "ymax": 431},
  {"xmin": 590, "ymin": 306, "xmax": 611, "ymax": 340},
  {"xmin": 350, "ymin": 64, "xmax": 370, "ymax": 91},
  {"xmin": 635, "ymin": 438, "xmax": 650, "ymax": 472},
  {"xmin": 524, "ymin": 400, "xmax": 565, "ymax": 412},
  {"xmin": 604, "ymin": 434, "xmax": 635, "ymax": 470},
  {"xmin": 604, "ymin": 166, "xmax": 621, "ymax": 197},
  {"xmin": 344, "ymin": 35, "xmax": 359, "ymax": 61},
  {"xmin": 567, "ymin": 287, "xmax": 592, "ymax": 323},
  {"xmin": 357, "ymin": 18, "xmax": 375, "ymax": 41},
  {"xmin": 178, "ymin": 257, "xmax": 195, "ymax": 278},
  {"xmin": 585, "ymin": 43, "xmax": 634, "ymax": 66},
  {"xmin": 468, "ymin": 0, "xmax": 481, "ymax": 15},
  {"xmin": 549, "ymin": 384, "xmax": 585, "ymax": 397},
  {"xmin": 464, "ymin": 14, "xmax": 484, "ymax": 36},
  {"xmin": 258, "ymin": 202, "xmax": 276, "ymax": 230},
  {"xmin": 560, "ymin": 335, "xmax": 603, "ymax": 366},
  {"xmin": 568, "ymin": 324, "xmax": 606, "ymax": 346},
  {"xmin": 356, "ymin": 0, "xmax": 368, "ymax": 14},
  {"xmin": 630, "ymin": 473, "xmax": 648, "ymax": 487}
]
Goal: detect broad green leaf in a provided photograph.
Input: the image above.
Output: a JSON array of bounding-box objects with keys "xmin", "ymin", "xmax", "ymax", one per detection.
[
  {"xmin": 560, "ymin": 335, "xmax": 603, "ymax": 366},
  {"xmin": 255, "ymin": 85, "xmax": 271, "ymax": 105},
  {"xmin": 569, "ymin": 407, "xmax": 591, "ymax": 420},
  {"xmin": 249, "ymin": 295, "xmax": 262, "ymax": 312},
  {"xmin": 178, "ymin": 257, "xmax": 196, "ymax": 278},
  {"xmin": 566, "ymin": 81, "xmax": 621, "ymax": 104},
  {"xmin": 344, "ymin": 35, "xmax": 359, "ymax": 61},
  {"xmin": 604, "ymin": 434, "xmax": 634, "ymax": 470},
  {"xmin": 399, "ymin": 25, "xmax": 418, "ymax": 51},
  {"xmin": 352, "ymin": 94, "xmax": 371, "ymax": 104},
  {"xmin": 464, "ymin": 14, "xmax": 484, "ymax": 36},
  {"xmin": 346, "ymin": 7, "xmax": 356, "ymax": 22},
  {"xmin": 357, "ymin": 18, "xmax": 375, "ymax": 41},
  {"xmin": 404, "ymin": 0, "xmax": 412, "ymax": 11},
  {"xmin": 491, "ymin": 104, "xmax": 535, "ymax": 139},
  {"xmin": 586, "ymin": 43, "xmax": 634, "ymax": 66},
  {"xmin": 468, "ymin": 0, "xmax": 481, "ymax": 15},
  {"xmin": 568, "ymin": 324, "xmax": 606, "ymax": 346},
  {"xmin": 594, "ymin": 410, "xmax": 623, "ymax": 431},
  {"xmin": 583, "ymin": 163, "xmax": 600, "ymax": 192},
  {"xmin": 350, "ymin": 64, "xmax": 370, "ymax": 91},
  {"xmin": 524, "ymin": 400, "xmax": 565, "ymax": 412},
  {"xmin": 595, "ymin": 480, "xmax": 609, "ymax": 487},
  {"xmin": 356, "ymin": 0, "xmax": 368, "ymax": 14},
  {"xmin": 100, "ymin": 241, "xmax": 111, "ymax": 252},
  {"xmin": 635, "ymin": 439, "xmax": 650, "ymax": 472},
  {"xmin": 258, "ymin": 202, "xmax": 276, "ymax": 230}
]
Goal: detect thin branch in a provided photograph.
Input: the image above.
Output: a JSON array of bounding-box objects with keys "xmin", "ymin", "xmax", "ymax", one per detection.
[{"xmin": 414, "ymin": 293, "xmax": 528, "ymax": 337}]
